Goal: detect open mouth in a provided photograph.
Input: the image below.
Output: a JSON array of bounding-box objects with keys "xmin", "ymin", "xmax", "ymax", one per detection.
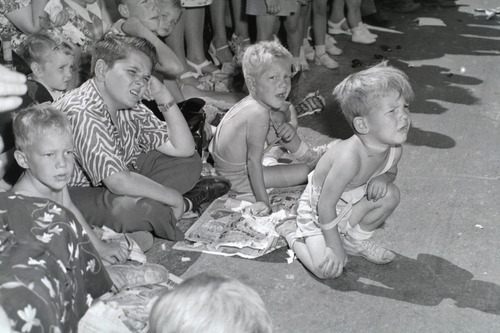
[{"xmin": 130, "ymin": 89, "xmax": 140, "ymax": 98}]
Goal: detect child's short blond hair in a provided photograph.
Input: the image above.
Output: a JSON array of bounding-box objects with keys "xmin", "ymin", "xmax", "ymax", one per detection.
[
  {"xmin": 242, "ymin": 40, "xmax": 292, "ymax": 81},
  {"xmin": 13, "ymin": 103, "xmax": 72, "ymax": 151},
  {"xmin": 149, "ymin": 273, "xmax": 273, "ymax": 333},
  {"xmin": 332, "ymin": 62, "xmax": 414, "ymax": 125},
  {"xmin": 20, "ymin": 33, "xmax": 74, "ymax": 66}
]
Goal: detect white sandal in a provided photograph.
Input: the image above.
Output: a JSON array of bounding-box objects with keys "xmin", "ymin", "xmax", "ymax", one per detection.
[
  {"xmin": 208, "ymin": 42, "xmax": 232, "ymax": 66},
  {"xmin": 328, "ymin": 18, "xmax": 352, "ymax": 35},
  {"xmin": 186, "ymin": 59, "xmax": 219, "ymax": 77}
]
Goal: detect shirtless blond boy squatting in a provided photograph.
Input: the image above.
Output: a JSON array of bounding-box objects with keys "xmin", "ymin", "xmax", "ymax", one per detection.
[{"xmin": 277, "ymin": 62, "xmax": 414, "ymax": 279}]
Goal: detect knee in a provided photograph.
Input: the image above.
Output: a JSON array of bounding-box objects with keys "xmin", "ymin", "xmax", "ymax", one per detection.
[{"xmin": 382, "ymin": 183, "xmax": 400, "ymax": 209}]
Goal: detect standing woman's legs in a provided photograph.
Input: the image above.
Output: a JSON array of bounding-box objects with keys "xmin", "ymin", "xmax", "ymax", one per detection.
[
  {"xmin": 185, "ymin": 6, "xmax": 219, "ymax": 74},
  {"xmin": 209, "ymin": 0, "xmax": 234, "ymax": 64},
  {"xmin": 164, "ymin": 8, "xmax": 201, "ymax": 86},
  {"xmin": 312, "ymin": 0, "xmax": 338, "ymax": 69},
  {"xmin": 255, "ymin": 15, "xmax": 278, "ymax": 42}
]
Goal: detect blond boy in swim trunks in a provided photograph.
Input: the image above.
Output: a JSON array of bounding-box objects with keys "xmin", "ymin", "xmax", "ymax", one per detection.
[
  {"xmin": 277, "ymin": 63, "xmax": 414, "ymax": 279},
  {"xmin": 210, "ymin": 41, "xmax": 317, "ymax": 216}
]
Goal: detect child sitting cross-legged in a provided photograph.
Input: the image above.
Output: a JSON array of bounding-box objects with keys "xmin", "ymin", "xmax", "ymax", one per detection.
[
  {"xmin": 149, "ymin": 272, "xmax": 273, "ymax": 333},
  {"xmin": 209, "ymin": 41, "xmax": 320, "ymax": 216},
  {"xmin": 276, "ymin": 62, "xmax": 414, "ymax": 279}
]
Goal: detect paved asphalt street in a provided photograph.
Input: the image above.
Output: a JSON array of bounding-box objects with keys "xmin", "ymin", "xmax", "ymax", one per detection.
[{"xmin": 148, "ymin": 0, "xmax": 500, "ymax": 332}]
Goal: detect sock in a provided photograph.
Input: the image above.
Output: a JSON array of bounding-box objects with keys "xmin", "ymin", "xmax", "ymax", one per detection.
[
  {"xmin": 183, "ymin": 197, "xmax": 193, "ymax": 213},
  {"xmin": 315, "ymin": 45, "xmax": 326, "ymax": 55},
  {"xmin": 347, "ymin": 224, "xmax": 374, "ymax": 241}
]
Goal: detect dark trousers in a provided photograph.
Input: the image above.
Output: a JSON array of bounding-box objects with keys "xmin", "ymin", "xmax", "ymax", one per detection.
[{"xmin": 70, "ymin": 150, "xmax": 202, "ymax": 240}]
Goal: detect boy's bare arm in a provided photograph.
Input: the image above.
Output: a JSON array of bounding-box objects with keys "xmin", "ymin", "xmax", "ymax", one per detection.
[
  {"xmin": 318, "ymin": 152, "xmax": 360, "ymax": 256},
  {"xmin": 146, "ymin": 77, "xmax": 196, "ymax": 157},
  {"xmin": 121, "ymin": 17, "xmax": 184, "ymax": 77},
  {"xmin": 246, "ymin": 109, "xmax": 271, "ymax": 204}
]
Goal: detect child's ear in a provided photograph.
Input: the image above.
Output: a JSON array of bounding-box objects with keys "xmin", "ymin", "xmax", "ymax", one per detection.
[
  {"xmin": 245, "ymin": 75, "xmax": 256, "ymax": 94},
  {"xmin": 30, "ymin": 62, "xmax": 43, "ymax": 77},
  {"xmin": 13, "ymin": 150, "xmax": 29, "ymax": 169},
  {"xmin": 353, "ymin": 116, "xmax": 369, "ymax": 134},
  {"xmin": 117, "ymin": 4, "xmax": 130, "ymax": 18},
  {"xmin": 94, "ymin": 59, "xmax": 108, "ymax": 81}
]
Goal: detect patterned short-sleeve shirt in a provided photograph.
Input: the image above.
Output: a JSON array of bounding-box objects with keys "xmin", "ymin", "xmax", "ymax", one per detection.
[{"xmin": 53, "ymin": 79, "xmax": 170, "ymax": 187}]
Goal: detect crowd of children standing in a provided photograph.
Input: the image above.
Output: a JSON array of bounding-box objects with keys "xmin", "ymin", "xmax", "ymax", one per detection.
[{"xmin": 0, "ymin": 0, "xmax": 425, "ymax": 331}]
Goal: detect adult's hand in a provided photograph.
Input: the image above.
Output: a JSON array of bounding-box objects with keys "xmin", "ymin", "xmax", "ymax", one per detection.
[{"xmin": 0, "ymin": 66, "xmax": 27, "ymax": 112}]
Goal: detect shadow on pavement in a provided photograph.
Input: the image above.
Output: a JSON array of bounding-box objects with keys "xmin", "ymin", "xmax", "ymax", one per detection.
[
  {"xmin": 317, "ymin": 253, "xmax": 500, "ymax": 315},
  {"xmin": 293, "ymin": 4, "xmax": 499, "ymax": 149}
]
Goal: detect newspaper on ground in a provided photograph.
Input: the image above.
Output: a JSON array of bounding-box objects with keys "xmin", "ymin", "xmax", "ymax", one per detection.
[
  {"xmin": 78, "ymin": 272, "xmax": 183, "ymax": 333},
  {"xmin": 173, "ymin": 186, "xmax": 305, "ymax": 259}
]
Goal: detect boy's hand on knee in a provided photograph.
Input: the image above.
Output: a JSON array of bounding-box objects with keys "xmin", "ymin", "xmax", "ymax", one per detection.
[
  {"xmin": 367, "ymin": 177, "xmax": 389, "ymax": 202},
  {"xmin": 98, "ymin": 241, "xmax": 129, "ymax": 265},
  {"xmin": 319, "ymin": 247, "xmax": 347, "ymax": 278}
]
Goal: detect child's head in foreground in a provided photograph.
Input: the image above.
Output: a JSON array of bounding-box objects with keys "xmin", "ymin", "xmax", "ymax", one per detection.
[
  {"xmin": 242, "ymin": 40, "xmax": 293, "ymax": 111},
  {"xmin": 149, "ymin": 273, "xmax": 273, "ymax": 333},
  {"xmin": 332, "ymin": 62, "xmax": 414, "ymax": 140},
  {"xmin": 21, "ymin": 34, "xmax": 75, "ymax": 92},
  {"xmin": 156, "ymin": 0, "xmax": 183, "ymax": 37},
  {"xmin": 13, "ymin": 104, "xmax": 74, "ymax": 192}
]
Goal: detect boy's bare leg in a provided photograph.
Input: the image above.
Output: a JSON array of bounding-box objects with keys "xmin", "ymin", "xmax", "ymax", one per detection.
[
  {"xmin": 341, "ymin": 183, "xmax": 400, "ymax": 264},
  {"xmin": 347, "ymin": 183, "xmax": 400, "ymax": 231},
  {"xmin": 263, "ymin": 163, "xmax": 309, "ymax": 188}
]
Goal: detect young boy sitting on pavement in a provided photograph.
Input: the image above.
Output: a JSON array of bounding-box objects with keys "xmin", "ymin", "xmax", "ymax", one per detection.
[
  {"xmin": 149, "ymin": 273, "xmax": 273, "ymax": 333},
  {"xmin": 11, "ymin": 104, "xmax": 128, "ymax": 265},
  {"xmin": 0, "ymin": 104, "xmax": 169, "ymax": 331},
  {"xmin": 52, "ymin": 35, "xmax": 230, "ymax": 241},
  {"xmin": 277, "ymin": 63, "xmax": 413, "ymax": 279},
  {"xmin": 209, "ymin": 41, "xmax": 320, "ymax": 216},
  {"xmin": 20, "ymin": 33, "xmax": 75, "ymax": 104}
]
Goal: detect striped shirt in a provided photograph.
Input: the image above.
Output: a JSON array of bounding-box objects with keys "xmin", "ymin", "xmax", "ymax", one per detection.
[{"xmin": 53, "ymin": 79, "xmax": 169, "ymax": 187}]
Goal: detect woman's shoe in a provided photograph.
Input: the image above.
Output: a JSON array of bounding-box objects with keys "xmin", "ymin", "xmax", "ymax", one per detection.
[
  {"xmin": 328, "ymin": 18, "xmax": 351, "ymax": 35},
  {"xmin": 325, "ymin": 35, "xmax": 343, "ymax": 56},
  {"xmin": 360, "ymin": 23, "xmax": 378, "ymax": 39},
  {"xmin": 208, "ymin": 42, "xmax": 232, "ymax": 66},
  {"xmin": 229, "ymin": 33, "xmax": 251, "ymax": 57},
  {"xmin": 314, "ymin": 53, "xmax": 339, "ymax": 70},
  {"xmin": 179, "ymin": 71, "xmax": 205, "ymax": 89},
  {"xmin": 186, "ymin": 59, "xmax": 219, "ymax": 77},
  {"xmin": 303, "ymin": 40, "xmax": 315, "ymax": 61},
  {"xmin": 351, "ymin": 25, "xmax": 376, "ymax": 44}
]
